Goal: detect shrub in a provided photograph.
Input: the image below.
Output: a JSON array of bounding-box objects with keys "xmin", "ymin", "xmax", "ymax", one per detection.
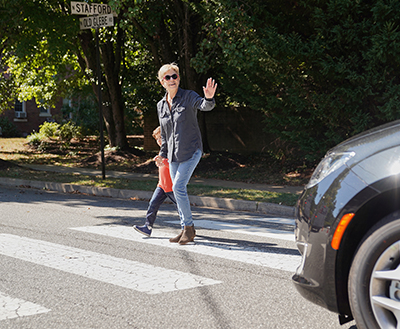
[
  {"xmin": 61, "ymin": 95, "xmax": 99, "ymax": 135},
  {"xmin": 59, "ymin": 121, "xmax": 83, "ymax": 141},
  {"xmin": 27, "ymin": 131, "xmax": 45, "ymax": 146},
  {"xmin": 0, "ymin": 117, "xmax": 20, "ymax": 137},
  {"xmin": 39, "ymin": 121, "xmax": 60, "ymax": 139},
  {"xmin": 27, "ymin": 121, "xmax": 84, "ymax": 148}
]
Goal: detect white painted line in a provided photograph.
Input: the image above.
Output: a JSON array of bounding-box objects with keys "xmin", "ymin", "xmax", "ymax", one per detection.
[
  {"xmin": 250, "ymin": 217, "xmax": 295, "ymax": 225},
  {"xmin": 0, "ymin": 234, "xmax": 221, "ymax": 295},
  {"xmin": 71, "ymin": 226, "xmax": 301, "ymax": 273},
  {"xmin": 165, "ymin": 220, "xmax": 295, "ymax": 241},
  {"xmin": 0, "ymin": 291, "xmax": 50, "ymax": 321}
]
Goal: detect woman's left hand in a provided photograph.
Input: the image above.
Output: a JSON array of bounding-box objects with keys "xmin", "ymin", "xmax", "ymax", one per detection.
[{"xmin": 203, "ymin": 78, "xmax": 217, "ymax": 99}]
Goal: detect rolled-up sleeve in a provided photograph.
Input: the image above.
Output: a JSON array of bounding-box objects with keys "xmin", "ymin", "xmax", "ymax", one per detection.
[{"xmin": 188, "ymin": 91, "xmax": 215, "ymax": 112}]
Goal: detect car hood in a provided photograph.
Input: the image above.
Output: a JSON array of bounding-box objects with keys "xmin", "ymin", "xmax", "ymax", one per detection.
[{"xmin": 327, "ymin": 120, "xmax": 400, "ymax": 161}]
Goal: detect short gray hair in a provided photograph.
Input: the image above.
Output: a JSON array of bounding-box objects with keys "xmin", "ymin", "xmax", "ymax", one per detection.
[{"xmin": 158, "ymin": 63, "xmax": 179, "ymax": 81}]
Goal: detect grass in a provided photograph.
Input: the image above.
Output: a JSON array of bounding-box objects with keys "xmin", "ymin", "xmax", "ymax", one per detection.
[
  {"xmin": 0, "ymin": 137, "xmax": 303, "ymax": 206},
  {"xmin": 0, "ymin": 137, "xmax": 27, "ymax": 156}
]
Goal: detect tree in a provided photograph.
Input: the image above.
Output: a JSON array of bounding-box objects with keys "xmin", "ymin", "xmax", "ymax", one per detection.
[
  {"xmin": 1, "ymin": 0, "xmax": 217, "ymax": 150},
  {"xmin": 0, "ymin": 0, "xmax": 76, "ymax": 113},
  {"xmin": 194, "ymin": 0, "xmax": 400, "ymax": 161},
  {"xmin": 0, "ymin": 0, "xmax": 130, "ymax": 148},
  {"xmin": 113, "ymin": 0, "xmax": 215, "ymax": 150},
  {"xmin": 5, "ymin": 0, "xmax": 400, "ymax": 162}
]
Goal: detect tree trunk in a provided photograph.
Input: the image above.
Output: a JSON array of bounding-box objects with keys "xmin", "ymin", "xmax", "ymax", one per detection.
[
  {"xmin": 100, "ymin": 89, "xmax": 116, "ymax": 147},
  {"xmin": 77, "ymin": 29, "xmax": 127, "ymax": 149},
  {"xmin": 102, "ymin": 35, "xmax": 128, "ymax": 149}
]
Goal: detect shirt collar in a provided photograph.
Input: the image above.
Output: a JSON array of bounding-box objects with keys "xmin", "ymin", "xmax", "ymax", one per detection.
[{"xmin": 163, "ymin": 87, "xmax": 183, "ymax": 102}]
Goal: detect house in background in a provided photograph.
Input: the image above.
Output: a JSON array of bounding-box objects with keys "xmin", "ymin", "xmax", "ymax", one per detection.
[{"xmin": 0, "ymin": 98, "xmax": 64, "ymax": 137}]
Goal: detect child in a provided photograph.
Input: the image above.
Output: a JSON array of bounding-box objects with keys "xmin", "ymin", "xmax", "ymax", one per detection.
[{"xmin": 133, "ymin": 126, "xmax": 176, "ymax": 237}]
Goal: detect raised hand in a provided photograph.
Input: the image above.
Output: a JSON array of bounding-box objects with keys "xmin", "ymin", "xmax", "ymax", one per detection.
[{"xmin": 203, "ymin": 78, "xmax": 217, "ymax": 99}]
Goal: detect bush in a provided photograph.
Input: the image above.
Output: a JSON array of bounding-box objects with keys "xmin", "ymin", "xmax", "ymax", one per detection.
[
  {"xmin": 61, "ymin": 94, "xmax": 99, "ymax": 135},
  {"xmin": 195, "ymin": 0, "xmax": 400, "ymax": 162},
  {"xmin": 27, "ymin": 131, "xmax": 45, "ymax": 146},
  {"xmin": 59, "ymin": 121, "xmax": 83, "ymax": 141},
  {"xmin": 0, "ymin": 117, "xmax": 20, "ymax": 137},
  {"xmin": 28, "ymin": 121, "xmax": 83, "ymax": 145},
  {"xmin": 38, "ymin": 121, "xmax": 60, "ymax": 139}
]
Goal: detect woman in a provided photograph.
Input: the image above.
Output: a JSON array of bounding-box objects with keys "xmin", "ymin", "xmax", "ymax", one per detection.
[{"xmin": 155, "ymin": 63, "xmax": 217, "ymax": 245}]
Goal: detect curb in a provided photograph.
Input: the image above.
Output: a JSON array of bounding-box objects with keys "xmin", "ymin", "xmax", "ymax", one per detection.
[{"xmin": 0, "ymin": 177, "xmax": 296, "ymax": 218}]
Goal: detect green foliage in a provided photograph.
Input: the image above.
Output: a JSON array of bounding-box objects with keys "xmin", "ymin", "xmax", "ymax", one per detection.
[
  {"xmin": 1, "ymin": 0, "xmax": 83, "ymax": 108},
  {"xmin": 120, "ymin": 41, "xmax": 158, "ymax": 132},
  {"xmin": 194, "ymin": 0, "xmax": 400, "ymax": 161},
  {"xmin": 38, "ymin": 121, "xmax": 60, "ymax": 139},
  {"xmin": 61, "ymin": 92, "xmax": 100, "ymax": 135},
  {"xmin": 0, "ymin": 65, "xmax": 15, "ymax": 114},
  {"xmin": 0, "ymin": 117, "xmax": 20, "ymax": 137},
  {"xmin": 27, "ymin": 121, "xmax": 82, "ymax": 148},
  {"xmin": 27, "ymin": 131, "xmax": 45, "ymax": 147},
  {"xmin": 5, "ymin": 0, "xmax": 400, "ymax": 163},
  {"xmin": 59, "ymin": 121, "xmax": 83, "ymax": 141}
]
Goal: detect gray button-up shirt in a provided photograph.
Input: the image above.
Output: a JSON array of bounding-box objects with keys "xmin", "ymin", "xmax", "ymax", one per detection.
[{"xmin": 157, "ymin": 87, "xmax": 215, "ymax": 163}]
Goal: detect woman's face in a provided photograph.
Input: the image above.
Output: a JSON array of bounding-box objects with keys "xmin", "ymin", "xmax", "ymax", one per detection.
[{"xmin": 161, "ymin": 69, "xmax": 180, "ymax": 93}]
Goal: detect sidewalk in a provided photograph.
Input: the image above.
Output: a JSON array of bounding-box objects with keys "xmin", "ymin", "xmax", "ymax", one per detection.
[{"xmin": 0, "ymin": 164, "xmax": 304, "ymax": 218}]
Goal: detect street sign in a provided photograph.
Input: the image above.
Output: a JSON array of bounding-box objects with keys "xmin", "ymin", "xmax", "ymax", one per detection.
[
  {"xmin": 79, "ymin": 14, "xmax": 114, "ymax": 30},
  {"xmin": 70, "ymin": 2, "xmax": 114, "ymax": 179},
  {"xmin": 71, "ymin": 1, "xmax": 115, "ymax": 16}
]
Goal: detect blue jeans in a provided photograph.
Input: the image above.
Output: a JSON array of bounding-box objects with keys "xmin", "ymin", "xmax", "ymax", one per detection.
[
  {"xmin": 169, "ymin": 148, "xmax": 202, "ymax": 228},
  {"xmin": 145, "ymin": 187, "xmax": 176, "ymax": 228}
]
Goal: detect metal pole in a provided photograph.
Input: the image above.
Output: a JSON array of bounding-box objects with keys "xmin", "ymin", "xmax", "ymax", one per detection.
[{"xmin": 96, "ymin": 28, "xmax": 106, "ymax": 179}]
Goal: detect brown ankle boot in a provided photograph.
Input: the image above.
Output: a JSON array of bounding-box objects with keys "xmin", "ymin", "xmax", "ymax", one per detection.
[
  {"xmin": 169, "ymin": 230, "xmax": 183, "ymax": 243},
  {"xmin": 178, "ymin": 225, "xmax": 195, "ymax": 245}
]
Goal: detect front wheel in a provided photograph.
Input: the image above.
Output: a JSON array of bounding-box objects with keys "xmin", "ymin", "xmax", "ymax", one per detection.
[{"xmin": 348, "ymin": 212, "xmax": 400, "ymax": 329}]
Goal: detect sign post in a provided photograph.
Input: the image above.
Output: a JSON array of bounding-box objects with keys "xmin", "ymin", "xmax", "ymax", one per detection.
[
  {"xmin": 95, "ymin": 28, "xmax": 106, "ymax": 180},
  {"xmin": 71, "ymin": 2, "xmax": 115, "ymax": 180}
]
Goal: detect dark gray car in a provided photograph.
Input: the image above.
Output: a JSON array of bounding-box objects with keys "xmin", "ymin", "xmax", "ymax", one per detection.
[{"xmin": 292, "ymin": 119, "xmax": 400, "ymax": 329}]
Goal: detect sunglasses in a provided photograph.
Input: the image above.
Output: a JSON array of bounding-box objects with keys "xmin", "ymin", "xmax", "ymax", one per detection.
[{"xmin": 163, "ymin": 74, "xmax": 179, "ymax": 81}]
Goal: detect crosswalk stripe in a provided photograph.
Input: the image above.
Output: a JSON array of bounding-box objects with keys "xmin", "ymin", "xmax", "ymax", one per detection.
[
  {"xmin": 71, "ymin": 225, "xmax": 301, "ymax": 273},
  {"xmin": 0, "ymin": 291, "xmax": 50, "ymax": 320},
  {"xmin": 248, "ymin": 217, "xmax": 295, "ymax": 225},
  {"xmin": 0, "ymin": 234, "xmax": 221, "ymax": 295},
  {"xmin": 165, "ymin": 220, "xmax": 295, "ymax": 241}
]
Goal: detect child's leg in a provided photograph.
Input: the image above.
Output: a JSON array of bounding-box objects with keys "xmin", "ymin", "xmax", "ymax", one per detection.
[
  {"xmin": 145, "ymin": 187, "xmax": 167, "ymax": 227},
  {"xmin": 166, "ymin": 191, "xmax": 177, "ymax": 205}
]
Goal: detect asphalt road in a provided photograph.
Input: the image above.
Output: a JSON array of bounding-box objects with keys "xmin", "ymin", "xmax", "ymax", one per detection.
[{"xmin": 0, "ymin": 185, "xmax": 357, "ymax": 329}]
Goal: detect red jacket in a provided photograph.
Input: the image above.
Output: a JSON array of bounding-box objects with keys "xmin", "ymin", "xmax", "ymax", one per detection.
[{"xmin": 158, "ymin": 158, "xmax": 173, "ymax": 192}]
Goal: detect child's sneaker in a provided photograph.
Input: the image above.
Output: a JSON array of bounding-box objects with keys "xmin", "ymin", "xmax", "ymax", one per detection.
[{"xmin": 134, "ymin": 225, "xmax": 152, "ymax": 237}]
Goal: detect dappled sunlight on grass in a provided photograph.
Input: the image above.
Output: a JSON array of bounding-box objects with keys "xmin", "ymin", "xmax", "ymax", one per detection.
[
  {"xmin": 188, "ymin": 185, "xmax": 298, "ymax": 206},
  {"xmin": 0, "ymin": 137, "xmax": 303, "ymax": 207},
  {"xmin": 0, "ymin": 167, "xmax": 298, "ymax": 206},
  {"xmin": 0, "ymin": 138, "xmax": 27, "ymax": 151}
]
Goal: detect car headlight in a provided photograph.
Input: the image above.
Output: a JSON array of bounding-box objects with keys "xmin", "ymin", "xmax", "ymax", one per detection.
[{"xmin": 307, "ymin": 151, "xmax": 355, "ymax": 188}]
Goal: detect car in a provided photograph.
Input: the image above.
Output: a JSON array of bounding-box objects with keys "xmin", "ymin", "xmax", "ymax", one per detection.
[{"xmin": 292, "ymin": 119, "xmax": 400, "ymax": 329}]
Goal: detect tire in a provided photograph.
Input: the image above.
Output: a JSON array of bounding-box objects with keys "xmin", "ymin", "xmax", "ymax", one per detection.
[{"xmin": 348, "ymin": 211, "xmax": 400, "ymax": 329}]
